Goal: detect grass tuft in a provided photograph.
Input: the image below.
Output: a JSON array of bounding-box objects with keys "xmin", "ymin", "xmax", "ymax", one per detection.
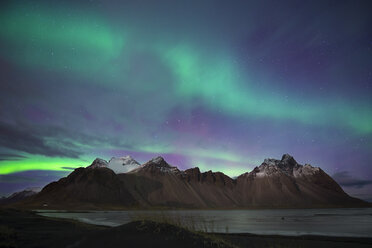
[{"xmin": 128, "ymin": 212, "xmax": 238, "ymax": 248}]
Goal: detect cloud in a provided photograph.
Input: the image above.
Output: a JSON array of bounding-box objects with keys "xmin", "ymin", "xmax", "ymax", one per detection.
[
  {"xmin": 0, "ymin": 153, "xmax": 26, "ymax": 161},
  {"xmin": 333, "ymin": 171, "xmax": 372, "ymax": 188},
  {"xmin": 60, "ymin": 167, "xmax": 77, "ymax": 170},
  {"xmin": 0, "ymin": 122, "xmax": 81, "ymax": 158}
]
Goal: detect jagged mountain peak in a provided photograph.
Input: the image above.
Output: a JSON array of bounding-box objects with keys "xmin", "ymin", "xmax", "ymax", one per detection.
[
  {"xmin": 252, "ymin": 154, "xmax": 313, "ymax": 177},
  {"xmin": 93, "ymin": 157, "xmax": 108, "ymax": 164},
  {"xmin": 280, "ymin": 153, "xmax": 298, "ymax": 167},
  {"xmin": 148, "ymin": 156, "xmax": 167, "ymax": 165},
  {"xmin": 281, "ymin": 153, "xmax": 295, "ymax": 161},
  {"xmin": 140, "ymin": 156, "xmax": 179, "ymax": 174},
  {"xmin": 262, "ymin": 154, "xmax": 297, "ymax": 167},
  {"xmin": 88, "ymin": 158, "xmax": 108, "ymax": 169},
  {"xmin": 145, "ymin": 156, "xmax": 173, "ymax": 168}
]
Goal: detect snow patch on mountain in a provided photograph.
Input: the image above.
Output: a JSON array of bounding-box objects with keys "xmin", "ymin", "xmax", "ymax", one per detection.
[
  {"xmin": 251, "ymin": 154, "xmax": 321, "ymax": 178},
  {"xmin": 108, "ymin": 156, "xmax": 141, "ymax": 174},
  {"xmin": 293, "ymin": 164, "xmax": 321, "ymax": 178},
  {"xmin": 87, "ymin": 156, "xmax": 140, "ymax": 174}
]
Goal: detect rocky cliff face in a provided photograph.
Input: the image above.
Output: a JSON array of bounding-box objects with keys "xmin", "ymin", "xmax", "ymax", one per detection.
[
  {"xmin": 235, "ymin": 154, "xmax": 352, "ymax": 207},
  {"xmin": 19, "ymin": 154, "xmax": 367, "ymax": 209},
  {"xmin": 31, "ymin": 167, "xmax": 136, "ymax": 208}
]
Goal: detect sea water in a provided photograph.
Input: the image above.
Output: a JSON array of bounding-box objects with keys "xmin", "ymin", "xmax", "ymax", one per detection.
[{"xmin": 37, "ymin": 208, "xmax": 372, "ymax": 237}]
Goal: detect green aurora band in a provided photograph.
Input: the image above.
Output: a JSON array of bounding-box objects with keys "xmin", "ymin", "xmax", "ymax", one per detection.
[
  {"xmin": 1, "ymin": 5, "xmax": 370, "ymax": 135},
  {"xmin": 0, "ymin": 2, "xmax": 371, "ymax": 180},
  {"xmin": 0, "ymin": 4, "xmax": 125, "ymax": 76}
]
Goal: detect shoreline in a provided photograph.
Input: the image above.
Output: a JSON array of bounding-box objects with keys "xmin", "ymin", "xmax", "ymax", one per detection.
[
  {"xmin": 33, "ymin": 207, "xmax": 372, "ymax": 237},
  {"xmin": 1, "ymin": 208, "xmax": 372, "ymax": 248},
  {"xmin": 14, "ymin": 202, "xmax": 372, "ymax": 211},
  {"xmin": 36, "ymin": 209, "xmax": 372, "ymax": 238}
]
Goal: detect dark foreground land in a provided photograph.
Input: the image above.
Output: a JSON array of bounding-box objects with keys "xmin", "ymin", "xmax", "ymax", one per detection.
[{"xmin": 0, "ymin": 209, "xmax": 372, "ymax": 248}]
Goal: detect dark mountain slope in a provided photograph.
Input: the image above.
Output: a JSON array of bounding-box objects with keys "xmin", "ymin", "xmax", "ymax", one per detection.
[
  {"xmin": 17, "ymin": 154, "xmax": 367, "ymax": 209},
  {"xmin": 27, "ymin": 167, "xmax": 136, "ymax": 209}
]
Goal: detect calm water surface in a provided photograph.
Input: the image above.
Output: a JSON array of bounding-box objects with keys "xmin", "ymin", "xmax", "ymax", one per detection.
[{"xmin": 37, "ymin": 208, "xmax": 372, "ymax": 237}]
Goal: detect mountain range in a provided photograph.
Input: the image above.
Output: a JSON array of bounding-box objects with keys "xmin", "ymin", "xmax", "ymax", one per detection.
[
  {"xmin": 12, "ymin": 154, "xmax": 368, "ymax": 209},
  {"xmin": 0, "ymin": 187, "xmax": 40, "ymax": 205}
]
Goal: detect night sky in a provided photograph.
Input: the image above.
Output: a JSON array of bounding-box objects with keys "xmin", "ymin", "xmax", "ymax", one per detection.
[{"xmin": 0, "ymin": 0, "xmax": 372, "ymax": 201}]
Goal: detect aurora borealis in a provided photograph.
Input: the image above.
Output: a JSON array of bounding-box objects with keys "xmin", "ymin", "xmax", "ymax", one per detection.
[{"xmin": 0, "ymin": 1, "xmax": 371, "ymax": 201}]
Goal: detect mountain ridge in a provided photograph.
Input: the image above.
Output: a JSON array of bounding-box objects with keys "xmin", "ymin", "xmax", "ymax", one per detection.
[{"xmin": 11, "ymin": 154, "xmax": 369, "ymax": 209}]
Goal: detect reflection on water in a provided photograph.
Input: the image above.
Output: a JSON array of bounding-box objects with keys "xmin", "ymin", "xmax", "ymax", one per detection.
[{"xmin": 37, "ymin": 208, "xmax": 372, "ymax": 237}]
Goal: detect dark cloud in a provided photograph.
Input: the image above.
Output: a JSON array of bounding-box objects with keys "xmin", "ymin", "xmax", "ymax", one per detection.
[
  {"xmin": 60, "ymin": 167, "xmax": 76, "ymax": 170},
  {"xmin": 0, "ymin": 122, "xmax": 81, "ymax": 158},
  {"xmin": 333, "ymin": 171, "xmax": 372, "ymax": 188},
  {"xmin": 0, "ymin": 153, "xmax": 26, "ymax": 161},
  {"xmin": 0, "ymin": 119, "xmax": 138, "ymax": 161}
]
